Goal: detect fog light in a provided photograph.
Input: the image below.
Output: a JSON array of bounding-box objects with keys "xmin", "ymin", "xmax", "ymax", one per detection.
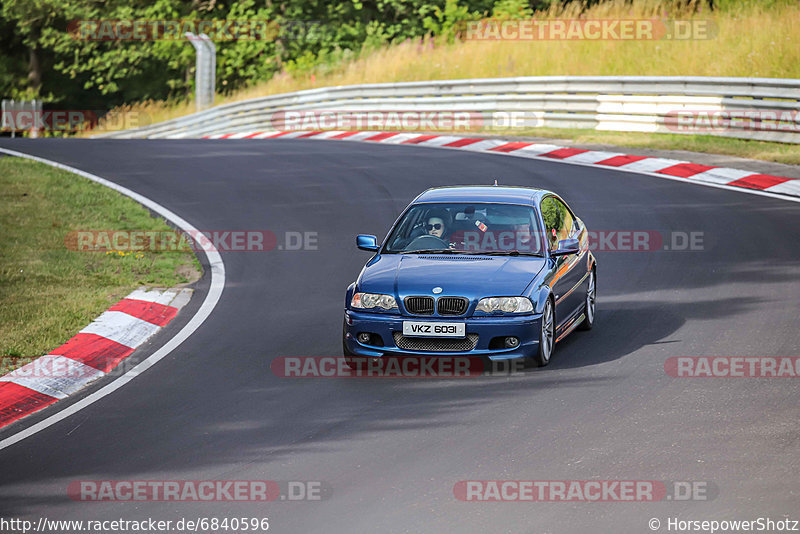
[
  {"xmin": 357, "ymin": 333, "xmax": 372, "ymax": 344},
  {"xmin": 504, "ymin": 336, "xmax": 520, "ymax": 348}
]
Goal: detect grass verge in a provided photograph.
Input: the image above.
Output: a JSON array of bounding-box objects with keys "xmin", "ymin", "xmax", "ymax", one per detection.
[{"xmin": 0, "ymin": 156, "xmax": 201, "ymax": 374}]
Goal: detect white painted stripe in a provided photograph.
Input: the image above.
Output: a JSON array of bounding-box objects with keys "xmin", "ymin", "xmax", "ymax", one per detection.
[
  {"xmin": 0, "ymin": 356, "xmax": 105, "ymax": 399},
  {"xmin": 248, "ymin": 131, "xmax": 281, "ymax": 139},
  {"xmin": 168, "ymin": 288, "xmax": 193, "ymax": 310},
  {"xmin": 376, "ymin": 132, "xmax": 423, "ymax": 144},
  {"xmin": 414, "ymin": 136, "xmax": 461, "ymax": 147},
  {"xmin": 124, "ymin": 288, "xmax": 192, "ymax": 309},
  {"xmin": 0, "ymin": 148, "xmax": 226, "ymax": 451},
  {"xmin": 614, "ymin": 157, "xmax": 686, "ymax": 173},
  {"xmin": 508, "ymin": 143, "xmax": 564, "ymax": 157},
  {"xmin": 694, "ymin": 167, "xmax": 756, "ymax": 181},
  {"xmin": 225, "ymin": 132, "xmax": 258, "ymax": 139},
  {"xmin": 340, "ymin": 131, "xmax": 383, "ymax": 142},
  {"xmin": 275, "ymin": 131, "xmax": 311, "ymax": 139},
  {"xmin": 765, "ymin": 179, "xmax": 800, "ymax": 196},
  {"xmin": 80, "ymin": 311, "xmax": 162, "ymax": 349},
  {"xmin": 561, "ymin": 151, "xmax": 624, "ymax": 165},
  {"xmin": 455, "ymin": 139, "xmax": 507, "ymax": 152},
  {"xmin": 0, "ymin": 380, "xmax": 64, "ymax": 400},
  {"xmin": 688, "ymin": 167, "xmax": 757, "ymax": 185},
  {"xmin": 307, "ymin": 130, "xmax": 348, "ymax": 139},
  {"xmin": 126, "ymin": 288, "xmax": 179, "ymax": 306},
  {"xmin": 205, "ymin": 133, "xmax": 227, "ymax": 139},
  {"xmin": 362, "ymin": 132, "xmax": 401, "ymax": 142}
]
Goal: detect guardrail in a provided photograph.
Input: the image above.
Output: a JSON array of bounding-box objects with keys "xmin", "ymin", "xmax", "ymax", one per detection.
[
  {"xmin": 2, "ymin": 99, "xmax": 43, "ymax": 138},
  {"xmin": 94, "ymin": 76, "xmax": 800, "ymax": 143}
]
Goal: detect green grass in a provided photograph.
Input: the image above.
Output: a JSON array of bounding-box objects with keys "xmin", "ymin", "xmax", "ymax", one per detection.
[{"xmin": 0, "ymin": 157, "xmax": 201, "ymax": 374}]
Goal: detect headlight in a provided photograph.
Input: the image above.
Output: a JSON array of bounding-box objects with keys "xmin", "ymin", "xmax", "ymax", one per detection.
[
  {"xmin": 351, "ymin": 292, "xmax": 398, "ymax": 310},
  {"xmin": 475, "ymin": 296, "xmax": 533, "ymax": 314}
]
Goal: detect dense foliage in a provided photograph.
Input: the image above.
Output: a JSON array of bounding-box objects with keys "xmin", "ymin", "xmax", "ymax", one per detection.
[
  {"xmin": 0, "ymin": 0, "xmax": 521, "ymax": 108},
  {"xmin": 0, "ymin": 0, "xmax": 759, "ymax": 110}
]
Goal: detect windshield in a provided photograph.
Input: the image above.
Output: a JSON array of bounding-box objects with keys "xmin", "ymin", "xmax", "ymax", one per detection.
[{"xmin": 383, "ymin": 202, "xmax": 544, "ymax": 255}]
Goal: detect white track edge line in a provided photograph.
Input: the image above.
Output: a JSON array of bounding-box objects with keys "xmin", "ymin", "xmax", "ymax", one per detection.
[{"xmin": 0, "ymin": 148, "xmax": 226, "ymax": 451}]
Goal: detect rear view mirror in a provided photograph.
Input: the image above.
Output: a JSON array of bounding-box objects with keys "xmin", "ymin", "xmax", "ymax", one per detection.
[
  {"xmin": 356, "ymin": 234, "xmax": 379, "ymax": 252},
  {"xmin": 552, "ymin": 238, "xmax": 580, "ymax": 256}
]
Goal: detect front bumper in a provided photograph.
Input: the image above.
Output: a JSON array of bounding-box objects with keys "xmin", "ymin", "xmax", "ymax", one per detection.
[{"xmin": 344, "ymin": 309, "xmax": 542, "ymax": 360}]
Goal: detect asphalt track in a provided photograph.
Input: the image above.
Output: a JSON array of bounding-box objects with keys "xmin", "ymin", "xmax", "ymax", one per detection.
[{"xmin": 1, "ymin": 138, "xmax": 799, "ymax": 534}]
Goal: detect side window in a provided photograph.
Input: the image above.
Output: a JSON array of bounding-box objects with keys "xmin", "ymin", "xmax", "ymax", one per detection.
[
  {"xmin": 540, "ymin": 197, "xmax": 563, "ymax": 250},
  {"xmin": 553, "ymin": 199, "xmax": 575, "ymax": 241}
]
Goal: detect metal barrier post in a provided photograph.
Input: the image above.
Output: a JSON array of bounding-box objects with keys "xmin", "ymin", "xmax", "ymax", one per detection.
[{"xmin": 186, "ymin": 32, "xmax": 216, "ymax": 111}]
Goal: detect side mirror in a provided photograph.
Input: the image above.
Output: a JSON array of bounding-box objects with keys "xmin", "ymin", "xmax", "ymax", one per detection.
[
  {"xmin": 551, "ymin": 238, "xmax": 580, "ymax": 257},
  {"xmin": 356, "ymin": 234, "xmax": 379, "ymax": 252}
]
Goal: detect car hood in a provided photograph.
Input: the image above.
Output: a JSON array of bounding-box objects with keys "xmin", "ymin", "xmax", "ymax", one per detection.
[{"xmin": 358, "ymin": 254, "xmax": 546, "ymax": 298}]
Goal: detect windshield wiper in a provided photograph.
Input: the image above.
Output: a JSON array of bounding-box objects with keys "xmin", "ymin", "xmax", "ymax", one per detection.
[
  {"xmin": 400, "ymin": 249, "xmax": 459, "ymax": 254},
  {"xmin": 474, "ymin": 250, "xmax": 544, "ymax": 257}
]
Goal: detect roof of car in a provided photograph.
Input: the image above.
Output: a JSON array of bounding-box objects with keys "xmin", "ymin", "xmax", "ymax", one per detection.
[{"xmin": 413, "ymin": 185, "xmax": 552, "ymax": 205}]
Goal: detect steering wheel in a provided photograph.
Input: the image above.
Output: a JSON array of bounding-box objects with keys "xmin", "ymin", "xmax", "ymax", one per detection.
[{"xmin": 404, "ymin": 234, "xmax": 450, "ymax": 251}]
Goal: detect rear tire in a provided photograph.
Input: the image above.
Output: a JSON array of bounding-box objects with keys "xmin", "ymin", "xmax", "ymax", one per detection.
[
  {"xmin": 532, "ymin": 298, "xmax": 555, "ymax": 367},
  {"xmin": 578, "ymin": 269, "xmax": 596, "ymax": 331}
]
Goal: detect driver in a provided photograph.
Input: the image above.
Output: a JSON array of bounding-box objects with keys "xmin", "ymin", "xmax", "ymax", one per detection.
[{"xmin": 424, "ymin": 208, "xmax": 451, "ymax": 241}]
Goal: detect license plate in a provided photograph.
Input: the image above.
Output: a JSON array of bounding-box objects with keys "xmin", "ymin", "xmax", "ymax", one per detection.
[{"xmin": 402, "ymin": 321, "xmax": 466, "ymax": 338}]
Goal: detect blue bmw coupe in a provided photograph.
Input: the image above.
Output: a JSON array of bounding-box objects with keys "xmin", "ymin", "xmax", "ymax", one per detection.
[{"xmin": 343, "ymin": 186, "xmax": 596, "ymax": 368}]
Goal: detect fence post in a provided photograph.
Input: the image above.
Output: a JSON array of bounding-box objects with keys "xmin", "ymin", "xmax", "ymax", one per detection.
[
  {"xmin": 186, "ymin": 32, "xmax": 215, "ymax": 111},
  {"xmin": 30, "ymin": 100, "xmax": 41, "ymax": 138},
  {"xmin": 200, "ymin": 33, "xmax": 216, "ymax": 108}
]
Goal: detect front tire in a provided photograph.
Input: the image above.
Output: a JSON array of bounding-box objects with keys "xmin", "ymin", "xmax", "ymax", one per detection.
[
  {"xmin": 342, "ymin": 319, "xmax": 362, "ymax": 370},
  {"xmin": 532, "ymin": 298, "xmax": 555, "ymax": 367},
  {"xmin": 578, "ymin": 269, "xmax": 596, "ymax": 331}
]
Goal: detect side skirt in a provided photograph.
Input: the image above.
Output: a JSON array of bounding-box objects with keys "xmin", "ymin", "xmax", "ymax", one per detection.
[{"xmin": 556, "ymin": 312, "xmax": 585, "ymax": 343}]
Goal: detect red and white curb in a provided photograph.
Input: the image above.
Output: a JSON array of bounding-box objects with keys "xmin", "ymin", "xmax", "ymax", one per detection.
[
  {"xmin": 204, "ymin": 130, "xmax": 800, "ymax": 199},
  {"xmin": 0, "ymin": 288, "xmax": 192, "ymax": 429}
]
